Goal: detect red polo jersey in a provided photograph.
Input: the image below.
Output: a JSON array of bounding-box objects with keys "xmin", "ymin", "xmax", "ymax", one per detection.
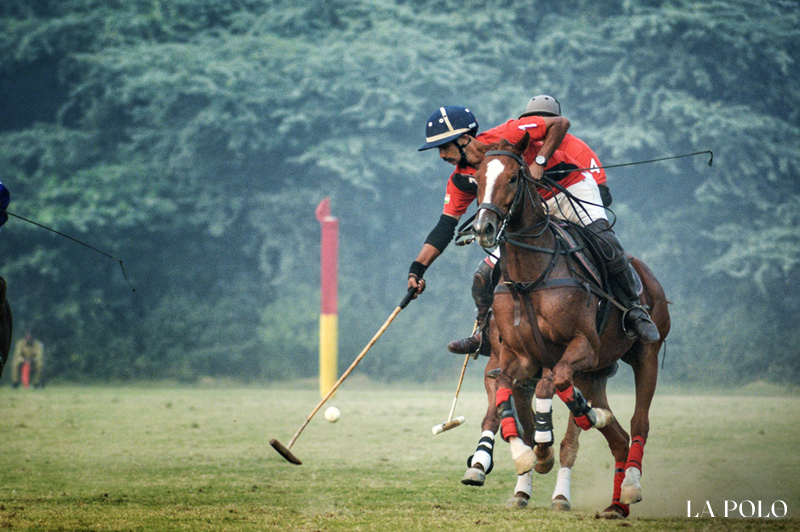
[{"xmin": 442, "ymin": 117, "xmax": 590, "ymax": 216}]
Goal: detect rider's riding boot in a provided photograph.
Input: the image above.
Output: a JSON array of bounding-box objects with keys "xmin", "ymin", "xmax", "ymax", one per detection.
[
  {"xmin": 447, "ymin": 301, "xmax": 491, "ymax": 356},
  {"xmin": 448, "ymin": 259, "xmax": 497, "ymax": 356},
  {"xmin": 611, "ymin": 264, "xmax": 660, "ymax": 343},
  {"xmin": 587, "ymin": 220, "xmax": 660, "ymax": 344}
]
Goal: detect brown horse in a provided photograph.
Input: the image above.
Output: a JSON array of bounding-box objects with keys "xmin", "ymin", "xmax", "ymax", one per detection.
[
  {"xmin": 463, "ymin": 316, "xmax": 625, "ymax": 512},
  {"xmin": 469, "ymin": 134, "xmax": 670, "ymax": 517}
]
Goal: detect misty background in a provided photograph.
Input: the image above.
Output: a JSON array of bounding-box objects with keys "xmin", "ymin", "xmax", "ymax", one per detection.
[{"xmin": 0, "ymin": 0, "xmax": 798, "ymax": 387}]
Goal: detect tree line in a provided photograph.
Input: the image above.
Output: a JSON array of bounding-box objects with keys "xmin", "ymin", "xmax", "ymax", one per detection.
[{"xmin": 0, "ymin": 0, "xmax": 798, "ymax": 385}]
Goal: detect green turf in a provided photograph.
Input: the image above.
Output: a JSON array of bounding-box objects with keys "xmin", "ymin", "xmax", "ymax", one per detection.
[{"xmin": 0, "ymin": 382, "xmax": 798, "ymax": 531}]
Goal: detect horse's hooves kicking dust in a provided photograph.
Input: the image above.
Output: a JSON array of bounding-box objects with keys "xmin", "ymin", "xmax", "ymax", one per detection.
[
  {"xmin": 551, "ymin": 495, "xmax": 571, "ymax": 512},
  {"xmin": 507, "ymin": 495, "xmax": 529, "ymax": 509},
  {"xmin": 598, "ymin": 503, "xmax": 630, "ymax": 519}
]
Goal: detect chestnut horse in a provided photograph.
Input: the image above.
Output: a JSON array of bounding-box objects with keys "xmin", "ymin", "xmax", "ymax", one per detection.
[
  {"xmin": 463, "ymin": 311, "xmax": 628, "ymax": 513},
  {"xmin": 469, "ymin": 134, "xmax": 670, "ymax": 517}
]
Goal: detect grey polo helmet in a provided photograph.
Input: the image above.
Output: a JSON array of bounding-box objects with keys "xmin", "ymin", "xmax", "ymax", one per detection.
[
  {"xmin": 519, "ymin": 95, "xmax": 561, "ymax": 118},
  {"xmin": 418, "ymin": 106, "xmax": 479, "ymax": 151}
]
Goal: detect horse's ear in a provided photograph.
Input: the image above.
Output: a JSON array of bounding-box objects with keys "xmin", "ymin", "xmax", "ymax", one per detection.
[{"xmin": 513, "ymin": 132, "xmax": 530, "ymax": 155}]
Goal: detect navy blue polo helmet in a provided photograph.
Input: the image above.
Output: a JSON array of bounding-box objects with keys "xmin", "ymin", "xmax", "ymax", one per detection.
[{"xmin": 418, "ymin": 106, "xmax": 479, "ymax": 151}]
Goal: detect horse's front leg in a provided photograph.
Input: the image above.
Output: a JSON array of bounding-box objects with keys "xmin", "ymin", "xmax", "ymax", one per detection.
[
  {"xmin": 532, "ymin": 369, "xmax": 556, "ymax": 474},
  {"xmin": 506, "ymin": 370, "xmax": 538, "ymax": 508},
  {"xmin": 461, "ymin": 353, "xmax": 502, "ymax": 487},
  {"xmin": 495, "ymin": 347, "xmax": 537, "ymax": 475},
  {"xmin": 552, "ymin": 335, "xmax": 614, "ymax": 430}
]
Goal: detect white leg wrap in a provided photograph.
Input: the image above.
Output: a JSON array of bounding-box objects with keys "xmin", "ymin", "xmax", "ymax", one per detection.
[
  {"xmin": 551, "ymin": 467, "xmax": 572, "ymax": 502},
  {"xmin": 472, "ymin": 450, "xmax": 492, "ymax": 472},
  {"xmin": 535, "ymin": 430, "xmax": 553, "ymax": 444},
  {"xmin": 471, "ymin": 430, "xmax": 494, "ymax": 471},
  {"xmin": 534, "ymin": 397, "xmax": 554, "ymax": 443},
  {"xmin": 535, "ymin": 397, "xmax": 552, "ymax": 414},
  {"xmin": 514, "ymin": 470, "xmax": 533, "ymax": 497}
]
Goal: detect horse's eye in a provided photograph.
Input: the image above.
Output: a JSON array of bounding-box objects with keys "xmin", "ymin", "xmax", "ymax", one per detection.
[{"xmin": 509, "ymin": 175, "xmax": 518, "ymax": 184}]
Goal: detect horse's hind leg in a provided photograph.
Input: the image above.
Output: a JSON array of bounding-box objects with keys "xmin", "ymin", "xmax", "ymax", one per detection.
[
  {"xmin": 620, "ymin": 342, "xmax": 660, "ymax": 505},
  {"xmin": 576, "ymin": 374, "xmax": 631, "ymax": 519}
]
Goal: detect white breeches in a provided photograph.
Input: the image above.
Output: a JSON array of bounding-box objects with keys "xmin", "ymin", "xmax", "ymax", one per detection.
[{"xmin": 544, "ymin": 173, "xmax": 607, "ymax": 226}]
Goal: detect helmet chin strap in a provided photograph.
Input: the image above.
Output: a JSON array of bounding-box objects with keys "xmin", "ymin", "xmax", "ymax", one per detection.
[{"xmin": 457, "ymin": 137, "xmax": 473, "ymax": 168}]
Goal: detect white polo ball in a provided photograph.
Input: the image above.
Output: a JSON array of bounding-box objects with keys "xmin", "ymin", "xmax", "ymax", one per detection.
[{"xmin": 324, "ymin": 406, "xmax": 341, "ymax": 423}]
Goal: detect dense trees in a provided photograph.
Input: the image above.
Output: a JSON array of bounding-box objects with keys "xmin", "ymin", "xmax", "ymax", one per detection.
[{"xmin": 0, "ymin": 0, "xmax": 797, "ymax": 385}]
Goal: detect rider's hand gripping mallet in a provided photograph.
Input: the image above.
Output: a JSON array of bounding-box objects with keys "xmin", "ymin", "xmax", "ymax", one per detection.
[
  {"xmin": 270, "ymin": 287, "xmax": 416, "ymax": 465},
  {"xmin": 431, "ymin": 321, "xmax": 478, "ymax": 435}
]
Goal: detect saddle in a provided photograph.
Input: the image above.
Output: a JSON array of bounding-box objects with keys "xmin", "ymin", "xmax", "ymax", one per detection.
[
  {"xmin": 495, "ymin": 219, "xmax": 642, "ymax": 341},
  {"xmin": 552, "ymin": 220, "xmax": 643, "ymax": 297}
]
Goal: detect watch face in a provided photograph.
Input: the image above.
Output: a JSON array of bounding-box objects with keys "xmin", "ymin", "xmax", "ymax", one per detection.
[{"xmin": 535, "ymin": 155, "xmax": 546, "ymax": 165}]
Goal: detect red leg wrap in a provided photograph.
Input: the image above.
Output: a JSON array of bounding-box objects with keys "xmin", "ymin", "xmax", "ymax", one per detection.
[
  {"xmin": 496, "ymin": 388, "xmax": 519, "ymax": 440},
  {"xmin": 555, "ymin": 385, "xmax": 574, "ymax": 403},
  {"xmin": 612, "ymin": 461, "xmax": 625, "ymax": 502},
  {"xmin": 573, "ymin": 414, "xmax": 592, "ymax": 430},
  {"xmin": 626, "ymin": 436, "xmax": 645, "ymax": 472},
  {"xmin": 611, "ymin": 461, "xmax": 630, "ymax": 516},
  {"xmin": 500, "ymin": 417, "xmax": 520, "ymax": 440},
  {"xmin": 496, "ymin": 387, "xmax": 513, "ymax": 406}
]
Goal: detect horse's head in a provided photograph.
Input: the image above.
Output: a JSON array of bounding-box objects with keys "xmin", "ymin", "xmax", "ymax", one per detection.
[{"xmin": 473, "ymin": 133, "xmax": 532, "ymax": 248}]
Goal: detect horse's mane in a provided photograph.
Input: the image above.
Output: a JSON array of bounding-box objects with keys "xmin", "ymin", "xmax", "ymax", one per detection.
[
  {"xmin": 477, "ymin": 138, "xmax": 514, "ymax": 158},
  {"xmin": 477, "ymin": 133, "xmax": 531, "ymax": 160}
]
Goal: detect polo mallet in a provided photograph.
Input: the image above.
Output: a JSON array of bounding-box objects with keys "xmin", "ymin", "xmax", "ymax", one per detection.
[
  {"xmin": 431, "ymin": 321, "xmax": 478, "ymax": 435},
  {"xmin": 270, "ymin": 286, "xmax": 416, "ymax": 465}
]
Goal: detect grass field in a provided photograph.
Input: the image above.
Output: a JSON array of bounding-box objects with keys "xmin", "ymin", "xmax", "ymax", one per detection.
[{"xmin": 0, "ymin": 379, "xmax": 798, "ymax": 531}]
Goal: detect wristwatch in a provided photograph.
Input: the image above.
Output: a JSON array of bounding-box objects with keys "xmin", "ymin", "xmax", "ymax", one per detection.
[{"xmin": 534, "ymin": 154, "xmax": 547, "ymax": 167}]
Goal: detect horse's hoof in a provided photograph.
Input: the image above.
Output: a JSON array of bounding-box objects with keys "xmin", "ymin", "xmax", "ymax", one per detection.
[
  {"xmin": 599, "ymin": 503, "xmax": 630, "ymax": 519},
  {"xmin": 461, "ymin": 467, "xmax": 486, "ymax": 486},
  {"xmin": 551, "ymin": 495, "xmax": 571, "ymax": 512},
  {"xmin": 620, "ymin": 467, "xmax": 643, "ymax": 504},
  {"xmin": 507, "ymin": 496, "xmax": 529, "ymax": 509},
  {"xmin": 533, "ymin": 444, "xmax": 555, "ymax": 474},
  {"xmin": 509, "ymin": 438, "xmax": 534, "ymax": 475},
  {"xmin": 588, "ymin": 408, "xmax": 614, "ymax": 428}
]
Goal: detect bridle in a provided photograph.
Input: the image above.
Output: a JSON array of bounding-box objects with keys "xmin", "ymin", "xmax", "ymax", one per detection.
[{"xmin": 475, "ymin": 149, "xmax": 551, "ymax": 252}]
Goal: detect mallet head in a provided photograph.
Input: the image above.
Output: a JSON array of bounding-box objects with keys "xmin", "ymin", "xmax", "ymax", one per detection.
[
  {"xmin": 431, "ymin": 416, "xmax": 466, "ymax": 435},
  {"xmin": 270, "ymin": 438, "xmax": 302, "ymax": 465}
]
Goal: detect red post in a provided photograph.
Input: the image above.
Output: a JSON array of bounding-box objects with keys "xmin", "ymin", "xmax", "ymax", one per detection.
[{"xmin": 315, "ymin": 198, "xmax": 339, "ymax": 397}]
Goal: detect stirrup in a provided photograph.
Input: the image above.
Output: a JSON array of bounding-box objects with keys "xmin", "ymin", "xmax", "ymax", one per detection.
[{"xmin": 622, "ymin": 305, "xmax": 659, "ymax": 343}]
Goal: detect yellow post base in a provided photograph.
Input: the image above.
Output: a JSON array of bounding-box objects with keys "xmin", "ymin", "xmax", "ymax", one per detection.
[{"xmin": 320, "ymin": 313, "xmax": 338, "ymax": 398}]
